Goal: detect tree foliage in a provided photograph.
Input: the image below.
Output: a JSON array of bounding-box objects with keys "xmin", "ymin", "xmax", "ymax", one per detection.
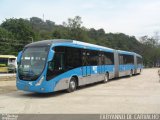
[{"xmin": 0, "ymin": 16, "xmax": 159, "ymax": 67}]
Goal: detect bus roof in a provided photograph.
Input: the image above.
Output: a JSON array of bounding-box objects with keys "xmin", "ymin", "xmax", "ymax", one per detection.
[
  {"xmin": 117, "ymin": 50, "xmax": 142, "ymax": 57},
  {"xmin": 25, "ymin": 39, "xmax": 114, "ymax": 52},
  {"xmin": 0, "ymin": 55, "xmax": 16, "ymax": 59},
  {"xmin": 135, "ymin": 53, "xmax": 142, "ymax": 58},
  {"xmin": 117, "ymin": 50, "xmax": 134, "ymax": 55},
  {"xmin": 25, "ymin": 39, "xmax": 142, "ymax": 56},
  {"xmin": 72, "ymin": 40, "xmax": 114, "ymax": 51}
]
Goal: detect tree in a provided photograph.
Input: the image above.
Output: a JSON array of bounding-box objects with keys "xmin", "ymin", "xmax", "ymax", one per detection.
[
  {"xmin": 0, "ymin": 27, "xmax": 15, "ymax": 54},
  {"xmin": 0, "ymin": 16, "xmax": 159, "ymax": 67},
  {"xmin": 30, "ymin": 17, "xmax": 56, "ymax": 40},
  {"xmin": 139, "ymin": 36, "xmax": 160, "ymax": 67},
  {"xmin": 61, "ymin": 16, "xmax": 86, "ymax": 40},
  {"xmin": 1, "ymin": 18, "xmax": 36, "ymax": 52},
  {"xmin": 63, "ymin": 16, "xmax": 83, "ymax": 29}
]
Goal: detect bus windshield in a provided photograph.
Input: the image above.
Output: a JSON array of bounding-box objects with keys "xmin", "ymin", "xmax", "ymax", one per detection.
[
  {"xmin": 8, "ymin": 58, "xmax": 16, "ymax": 64},
  {"xmin": 18, "ymin": 46, "xmax": 49, "ymax": 81}
]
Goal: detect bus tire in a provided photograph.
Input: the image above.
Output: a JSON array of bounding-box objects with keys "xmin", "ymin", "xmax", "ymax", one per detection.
[
  {"xmin": 103, "ymin": 73, "xmax": 109, "ymax": 83},
  {"xmin": 67, "ymin": 77, "xmax": 77, "ymax": 93}
]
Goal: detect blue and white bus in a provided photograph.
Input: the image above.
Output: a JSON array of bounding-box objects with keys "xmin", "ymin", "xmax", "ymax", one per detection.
[{"xmin": 16, "ymin": 39, "xmax": 143, "ymax": 93}]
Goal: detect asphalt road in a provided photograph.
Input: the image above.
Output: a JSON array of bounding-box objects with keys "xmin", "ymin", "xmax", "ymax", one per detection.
[{"xmin": 0, "ymin": 68, "xmax": 160, "ymax": 114}]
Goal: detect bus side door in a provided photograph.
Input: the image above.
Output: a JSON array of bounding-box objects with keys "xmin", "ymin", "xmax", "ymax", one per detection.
[
  {"xmin": 98, "ymin": 52, "xmax": 105, "ymax": 74},
  {"xmin": 82, "ymin": 50, "xmax": 91, "ymax": 77}
]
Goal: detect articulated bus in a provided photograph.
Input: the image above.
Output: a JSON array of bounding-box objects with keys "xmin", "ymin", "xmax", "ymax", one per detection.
[{"xmin": 16, "ymin": 40, "xmax": 143, "ymax": 93}]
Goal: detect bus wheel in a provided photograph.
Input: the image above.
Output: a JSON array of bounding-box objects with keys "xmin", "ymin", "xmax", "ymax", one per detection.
[
  {"xmin": 103, "ymin": 73, "xmax": 109, "ymax": 83},
  {"xmin": 67, "ymin": 77, "xmax": 77, "ymax": 93}
]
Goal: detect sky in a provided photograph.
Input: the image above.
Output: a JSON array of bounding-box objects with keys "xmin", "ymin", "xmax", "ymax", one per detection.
[{"xmin": 0, "ymin": 0, "xmax": 160, "ymax": 38}]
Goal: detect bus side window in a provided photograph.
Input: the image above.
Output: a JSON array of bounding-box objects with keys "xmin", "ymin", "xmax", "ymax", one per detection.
[
  {"xmin": 123, "ymin": 55, "xmax": 134, "ymax": 64},
  {"xmin": 98, "ymin": 52, "xmax": 102, "ymax": 65},
  {"xmin": 47, "ymin": 47, "xmax": 65, "ymax": 80},
  {"xmin": 66, "ymin": 47, "xmax": 82, "ymax": 69},
  {"xmin": 89, "ymin": 50, "xmax": 98, "ymax": 66},
  {"xmin": 104, "ymin": 52, "xmax": 114, "ymax": 65},
  {"xmin": 48, "ymin": 53, "xmax": 65, "ymax": 71},
  {"xmin": 137, "ymin": 56, "xmax": 142, "ymax": 64},
  {"xmin": 82, "ymin": 50, "xmax": 87, "ymax": 66},
  {"xmin": 101, "ymin": 53, "xmax": 105, "ymax": 65},
  {"xmin": 119, "ymin": 54, "xmax": 123, "ymax": 65}
]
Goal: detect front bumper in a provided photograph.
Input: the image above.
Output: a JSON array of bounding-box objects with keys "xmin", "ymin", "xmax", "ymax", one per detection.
[{"xmin": 16, "ymin": 80, "xmax": 55, "ymax": 93}]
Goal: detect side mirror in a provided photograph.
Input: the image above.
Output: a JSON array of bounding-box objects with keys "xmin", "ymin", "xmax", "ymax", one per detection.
[
  {"xmin": 48, "ymin": 50, "xmax": 54, "ymax": 62},
  {"xmin": 17, "ymin": 51, "xmax": 22, "ymax": 63}
]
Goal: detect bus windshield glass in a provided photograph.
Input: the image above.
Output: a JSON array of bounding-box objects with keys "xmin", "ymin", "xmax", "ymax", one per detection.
[{"xmin": 18, "ymin": 46, "xmax": 49, "ymax": 81}]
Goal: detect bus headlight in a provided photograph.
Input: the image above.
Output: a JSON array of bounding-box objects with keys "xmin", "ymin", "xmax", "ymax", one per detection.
[{"xmin": 35, "ymin": 76, "xmax": 44, "ymax": 86}]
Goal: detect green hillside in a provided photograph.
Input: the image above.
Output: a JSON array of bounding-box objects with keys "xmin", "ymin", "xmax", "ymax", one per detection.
[{"xmin": 0, "ymin": 16, "xmax": 159, "ymax": 67}]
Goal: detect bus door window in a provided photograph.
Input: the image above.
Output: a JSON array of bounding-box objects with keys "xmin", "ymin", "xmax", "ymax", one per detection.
[
  {"xmin": 47, "ymin": 47, "xmax": 65, "ymax": 80},
  {"xmin": 119, "ymin": 54, "xmax": 124, "ymax": 71},
  {"xmin": 100, "ymin": 52, "xmax": 105, "ymax": 74},
  {"xmin": 82, "ymin": 50, "xmax": 91, "ymax": 76},
  {"xmin": 82, "ymin": 51, "xmax": 88, "ymax": 66},
  {"xmin": 86, "ymin": 51, "xmax": 91, "ymax": 76},
  {"xmin": 82, "ymin": 50, "xmax": 87, "ymax": 76},
  {"xmin": 98, "ymin": 52, "xmax": 102, "ymax": 74},
  {"xmin": 51, "ymin": 53, "xmax": 65, "ymax": 71}
]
